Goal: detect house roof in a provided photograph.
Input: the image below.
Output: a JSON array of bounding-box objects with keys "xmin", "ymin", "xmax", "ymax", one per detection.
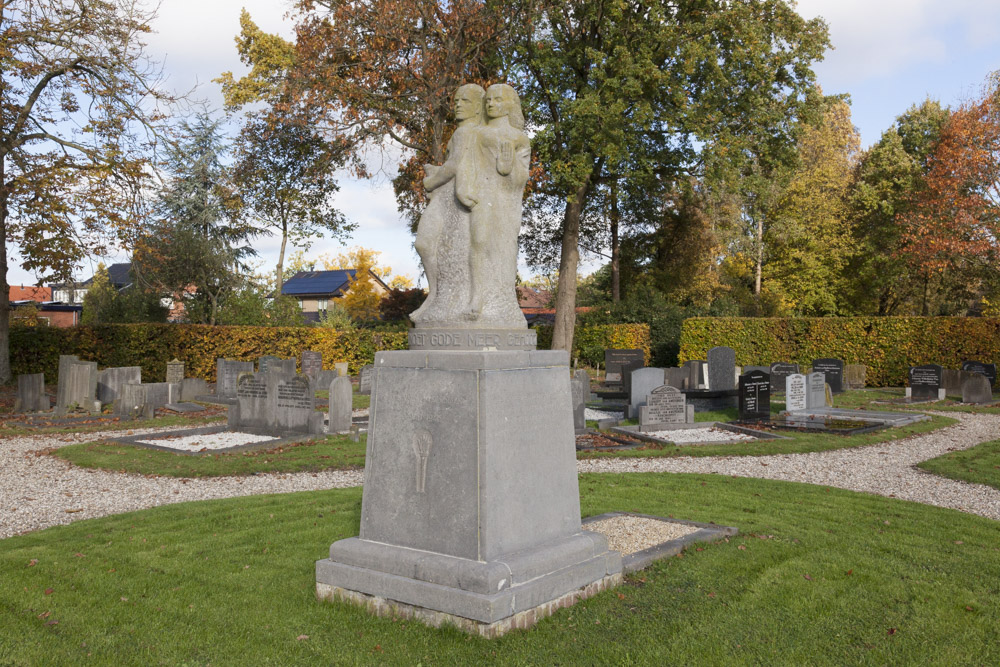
[
  {"xmin": 517, "ymin": 286, "xmax": 553, "ymax": 309},
  {"xmin": 9, "ymin": 285, "xmax": 52, "ymax": 302},
  {"xmin": 81, "ymin": 263, "xmax": 133, "ymax": 289},
  {"xmin": 281, "ymin": 270, "xmax": 356, "ymax": 296}
]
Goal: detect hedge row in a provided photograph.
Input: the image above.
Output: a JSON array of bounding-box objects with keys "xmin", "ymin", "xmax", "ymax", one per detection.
[
  {"xmin": 11, "ymin": 321, "xmax": 652, "ymax": 382},
  {"xmin": 679, "ymin": 317, "xmax": 1000, "ymax": 387},
  {"xmin": 535, "ymin": 323, "xmax": 652, "ymax": 366}
]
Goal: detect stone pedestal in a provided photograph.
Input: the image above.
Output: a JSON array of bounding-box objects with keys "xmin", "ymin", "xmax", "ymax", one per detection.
[{"xmin": 316, "ymin": 349, "xmax": 622, "ymax": 635}]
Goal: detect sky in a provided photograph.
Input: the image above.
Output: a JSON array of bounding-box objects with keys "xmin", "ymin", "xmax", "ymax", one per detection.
[{"xmin": 10, "ymin": 0, "xmax": 1000, "ymax": 289}]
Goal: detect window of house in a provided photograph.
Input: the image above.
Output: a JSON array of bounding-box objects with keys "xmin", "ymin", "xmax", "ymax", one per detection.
[
  {"xmin": 297, "ymin": 299, "xmax": 304, "ymax": 309},
  {"xmin": 317, "ymin": 299, "xmax": 328, "ymax": 313}
]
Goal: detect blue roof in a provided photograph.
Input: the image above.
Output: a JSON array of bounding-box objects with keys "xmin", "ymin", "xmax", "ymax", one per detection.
[{"xmin": 281, "ymin": 270, "xmax": 356, "ymax": 296}]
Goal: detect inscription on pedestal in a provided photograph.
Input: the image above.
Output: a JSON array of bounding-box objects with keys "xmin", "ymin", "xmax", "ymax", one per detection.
[{"xmin": 408, "ymin": 329, "xmax": 537, "ymax": 351}]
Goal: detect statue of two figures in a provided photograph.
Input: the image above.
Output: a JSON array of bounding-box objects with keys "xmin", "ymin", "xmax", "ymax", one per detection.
[{"xmin": 410, "ymin": 83, "xmax": 531, "ymax": 329}]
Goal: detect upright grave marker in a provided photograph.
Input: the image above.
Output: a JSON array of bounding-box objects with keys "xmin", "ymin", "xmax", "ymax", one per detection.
[
  {"xmin": 769, "ymin": 362, "xmax": 799, "ymax": 393},
  {"xmin": 14, "ymin": 374, "xmax": 49, "ymax": 413},
  {"xmin": 682, "ymin": 360, "xmax": 707, "ymax": 390},
  {"xmin": 738, "ymin": 370, "xmax": 770, "ymax": 422},
  {"xmin": 707, "ymin": 346, "xmax": 736, "ymax": 391},
  {"xmin": 640, "ymin": 385, "xmax": 693, "ymax": 428},
  {"xmin": 962, "ymin": 373, "xmax": 993, "ymax": 404},
  {"xmin": 807, "ymin": 372, "xmax": 826, "ymax": 409},
  {"xmin": 961, "ymin": 360, "xmax": 997, "ymax": 388},
  {"xmin": 628, "ymin": 367, "xmax": 665, "ymax": 419},
  {"xmin": 358, "ymin": 364, "xmax": 374, "ymax": 396},
  {"xmin": 604, "ymin": 349, "xmax": 644, "ymax": 384},
  {"xmin": 216, "ymin": 359, "xmax": 255, "ymax": 399},
  {"xmin": 166, "ymin": 359, "xmax": 185, "ymax": 384},
  {"xmin": 327, "ymin": 376, "xmax": 353, "ymax": 433},
  {"xmin": 96, "ymin": 366, "xmax": 141, "ymax": 405},
  {"xmin": 812, "ymin": 358, "xmax": 845, "ymax": 394},
  {"xmin": 909, "ymin": 364, "xmax": 943, "ymax": 401},
  {"xmin": 571, "ymin": 374, "xmax": 586, "ymax": 432},
  {"xmin": 844, "ymin": 364, "xmax": 866, "ymax": 390},
  {"xmin": 785, "ymin": 374, "xmax": 807, "ymax": 411},
  {"xmin": 302, "ymin": 351, "xmax": 323, "ymax": 379}
]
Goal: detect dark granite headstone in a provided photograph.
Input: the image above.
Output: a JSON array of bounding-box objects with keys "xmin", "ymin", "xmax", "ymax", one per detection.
[
  {"xmin": 216, "ymin": 359, "xmax": 255, "ymax": 399},
  {"xmin": 640, "ymin": 385, "xmax": 690, "ymax": 426},
  {"xmin": 302, "ymin": 351, "xmax": 323, "ymax": 379},
  {"xmin": 166, "ymin": 358, "xmax": 185, "ymax": 384},
  {"xmin": 961, "ymin": 360, "xmax": 997, "ymax": 387},
  {"xmin": 961, "ymin": 373, "xmax": 993, "ymax": 404},
  {"xmin": 359, "ymin": 364, "xmax": 374, "ymax": 396},
  {"xmin": 738, "ymin": 370, "xmax": 770, "ymax": 422},
  {"xmin": 909, "ymin": 364, "xmax": 942, "ymax": 401},
  {"xmin": 785, "ymin": 373, "xmax": 807, "ymax": 411},
  {"xmin": 604, "ymin": 349, "xmax": 644, "ymax": 384},
  {"xmin": 743, "ymin": 365, "xmax": 769, "ymax": 375},
  {"xmin": 769, "ymin": 362, "xmax": 799, "ymax": 393},
  {"xmin": 14, "ymin": 373, "xmax": 49, "ymax": 413},
  {"xmin": 812, "ymin": 358, "xmax": 845, "ymax": 393},
  {"xmin": 707, "ymin": 346, "xmax": 736, "ymax": 391}
]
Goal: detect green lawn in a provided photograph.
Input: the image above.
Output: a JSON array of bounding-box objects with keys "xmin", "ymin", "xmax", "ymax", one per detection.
[
  {"xmin": 1, "ymin": 474, "xmax": 998, "ymax": 664},
  {"xmin": 834, "ymin": 388, "xmax": 1000, "ymax": 414},
  {"xmin": 52, "ymin": 434, "xmax": 367, "ymax": 477},
  {"xmin": 0, "ymin": 411, "xmax": 226, "ymax": 437},
  {"xmin": 917, "ymin": 439, "xmax": 1000, "ymax": 491}
]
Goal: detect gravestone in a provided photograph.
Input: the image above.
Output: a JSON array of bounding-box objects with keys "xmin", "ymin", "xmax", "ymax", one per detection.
[
  {"xmin": 216, "ymin": 359, "xmax": 255, "ymax": 399},
  {"xmin": 327, "ymin": 376, "xmax": 353, "ymax": 433},
  {"xmin": 738, "ymin": 370, "xmax": 770, "ymax": 422},
  {"xmin": 769, "ymin": 362, "xmax": 799, "ymax": 393},
  {"xmin": 942, "ymin": 369, "xmax": 968, "ymax": 398},
  {"xmin": 55, "ymin": 354, "xmax": 80, "ymax": 410},
  {"xmin": 96, "ymin": 366, "xmax": 141, "ymax": 405},
  {"xmin": 275, "ymin": 375, "xmax": 323, "ymax": 434},
  {"xmin": 785, "ymin": 374, "xmax": 807, "ymax": 411},
  {"xmin": 909, "ymin": 364, "xmax": 943, "ymax": 401},
  {"xmin": 961, "ymin": 360, "xmax": 997, "ymax": 387},
  {"xmin": 604, "ymin": 349, "xmax": 644, "ymax": 384},
  {"xmin": 58, "ymin": 361, "xmax": 99, "ymax": 414},
  {"xmin": 743, "ymin": 365, "xmax": 769, "ymax": 375},
  {"xmin": 573, "ymin": 369, "xmax": 592, "ymax": 402},
  {"xmin": 812, "ymin": 358, "xmax": 845, "ymax": 393},
  {"xmin": 807, "ymin": 372, "xmax": 826, "ymax": 409},
  {"xmin": 232, "ymin": 372, "xmax": 270, "ymax": 430},
  {"xmin": 622, "ymin": 359, "xmax": 644, "ymax": 401},
  {"xmin": 334, "ymin": 362, "xmax": 349, "ymax": 377},
  {"xmin": 961, "ymin": 373, "xmax": 993, "ymax": 404},
  {"xmin": 707, "ymin": 346, "xmax": 737, "ymax": 391},
  {"xmin": 14, "ymin": 373, "xmax": 49, "ymax": 413},
  {"xmin": 258, "ymin": 355, "xmax": 281, "ymax": 375},
  {"xmin": 628, "ymin": 367, "xmax": 665, "ymax": 419},
  {"xmin": 844, "ymin": 364, "xmax": 866, "ymax": 390},
  {"xmin": 166, "ymin": 359, "xmax": 185, "ymax": 384},
  {"xmin": 266, "ymin": 357, "xmax": 297, "ymax": 375},
  {"xmin": 570, "ymin": 375, "xmax": 586, "ymax": 432},
  {"xmin": 117, "ymin": 383, "xmax": 153, "ymax": 419},
  {"xmin": 664, "ymin": 367, "xmax": 686, "ymax": 390},
  {"xmin": 181, "ymin": 378, "xmax": 209, "ymax": 401},
  {"xmin": 358, "ymin": 364, "xmax": 374, "ymax": 396},
  {"xmin": 639, "ymin": 384, "xmax": 692, "ymax": 427},
  {"xmin": 301, "ymin": 350, "xmax": 323, "ymax": 379},
  {"xmin": 682, "ymin": 360, "xmax": 707, "ymax": 390}
]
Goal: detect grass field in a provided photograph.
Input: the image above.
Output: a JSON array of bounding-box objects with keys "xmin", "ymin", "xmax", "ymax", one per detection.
[
  {"xmin": 1, "ymin": 474, "xmax": 997, "ymax": 665},
  {"xmin": 917, "ymin": 439, "xmax": 1000, "ymax": 491}
]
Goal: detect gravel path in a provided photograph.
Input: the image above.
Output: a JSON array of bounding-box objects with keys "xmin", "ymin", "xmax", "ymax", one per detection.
[
  {"xmin": 579, "ymin": 412, "xmax": 1000, "ymax": 521},
  {"xmin": 2, "ymin": 412, "xmax": 1000, "ymax": 540},
  {"xmin": 0, "ymin": 426, "xmax": 363, "ymax": 539}
]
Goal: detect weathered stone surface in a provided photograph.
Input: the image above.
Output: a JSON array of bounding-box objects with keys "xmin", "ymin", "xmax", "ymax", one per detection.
[
  {"xmin": 216, "ymin": 359, "xmax": 254, "ymax": 399},
  {"xmin": 232, "ymin": 372, "xmax": 270, "ymax": 431},
  {"xmin": 785, "ymin": 374, "xmax": 807, "ymax": 411},
  {"xmin": 55, "ymin": 355, "xmax": 80, "ymax": 412},
  {"xmin": 707, "ymin": 347, "xmax": 736, "ymax": 391},
  {"xmin": 165, "ymin": 359, "xmax": 185, "ymax": 384},
  {"xmin": 573, "ymin": 369, "xmax": 592, "ymax": 402},
  {"xmin": 812, "ymin": 358, "xmax": 845, "ymax": 393},
  {"xmin": 408, "ymin": 328, "xmax": 537, "ymax": 351},
  {"xmin": 664, "ymin": 367, "xmax": 686, "ymax": 390},
  {"xmin": 180, "ymin": 377, "xmax": 208, "ymax": 401},
  {"xmin": 844, "ymin": 364, "xmax": 866, "ymax": 390},
  {"xmin": 317, "ymin": 349, "xmax": 621, "ymax": 626},
  {"xmin": 117, "ymin": 383, "xmax": 152, "ymax": 419},
  {"xmin": 358, "ymin": 365, "xmax": 374, "ymax": 396},
  {"xmin": 96, "ymin": 366, "xmax": 141, "ymax": 405},
  {"xmin": 942, "ymin": 369, "xmax": 975, "ymax": 398},
  {"xmin": 962, "ymin": 373, "xmax": 994, "ymax": 404},
  {"xmin": 769, "ymin": 362, "xmax": 799, "ymax": 393},
  {"xmin": 682, "ymin": 360, "xmax": 707, "ymax": 390},
  {"xmin": 807, "ymin": 372, "xmax": 826, "ymax": 409},
  {"xmin": 15, "ymin": 373, "xmax": 49, "ymax": 413},
  {"xmin": 628, "ymin": 367, "xmax": 665, "ymax": 419},
  {"xmin": 604, "ymin": 349, "xmax": 644, "ymax": 384},
  {"xmin": 230, "ymin": 371, "xmax": 324, "ymax": 435},
  {"xmin": 909, "ymin": 364, "xmax": 943, "ymax": 401},
  {"xmin": 301, "ymin": 350, "xmax": 323, "ymax": 379},
  {"xmin": 640, "ymin": 385, "xmax": 690, "ymax": 427},
  {"xmin": 58, "ymin": 361, "xmax": 98, "ymax": 414},
  {"xmin": 328, "ymin": 376, "xmax": 353, "ymax": 433},
  {"xmin": 739, "ymin": 370, "xmax": 770, "ymax": 422},
  {"xmin": 571, "ymin": 375, "xmax": 586, "ymax": 432},
  {"xmin": 334, "ymin": 362, "xmax": 349, "ymax": 377}
]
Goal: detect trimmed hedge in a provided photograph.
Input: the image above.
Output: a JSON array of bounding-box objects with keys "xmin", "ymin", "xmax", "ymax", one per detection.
[
  {"xmin": 535, "ymin": 323, "xmax": 652, "ymax": 366},
  {"xmin": 680, "ymin": 317, "xmax": 1000, "ymax": 387},
  {"xmin": 11, "ymin": 321, "xmax": 652, "ymax": 381}
]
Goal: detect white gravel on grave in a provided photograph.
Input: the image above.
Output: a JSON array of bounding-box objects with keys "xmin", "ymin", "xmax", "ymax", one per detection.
[
  {"xmin": 136, "ymin": 432, "xmax": 279, "ymax": 452},
  {"xmin": 585, "ymin": 408, "xmax": 622, "ymax": 421},
  {"xmin": 587, "ymin": 515, "xmax": 701, "ymax": 555},
  {"xmin": 644, "ymin": 427, "xmax": 757, "ymax": 444}
]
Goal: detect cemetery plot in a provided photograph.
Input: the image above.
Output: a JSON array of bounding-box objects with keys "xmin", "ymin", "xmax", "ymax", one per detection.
[{"xmin": 106, "ymin": 425, "xmax": 318, "ymax": 455}]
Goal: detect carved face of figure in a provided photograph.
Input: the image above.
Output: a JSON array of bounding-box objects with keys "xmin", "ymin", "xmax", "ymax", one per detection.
[
  {"xmin": 454, "ymin": 88, "xmax": 482, "ymax": 121},
  {"xmin": 485, "ymin": 87, "xmax": 508, "ymax": 119}
]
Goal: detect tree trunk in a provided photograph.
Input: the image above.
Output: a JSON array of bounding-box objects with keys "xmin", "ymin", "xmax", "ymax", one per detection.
[
  {"xmin": 610, "ymin": 179, "xmax": 620, "ymax": 303},
  {"xmin": 0, "ymin": 154, "xmax": 10, "ymax": 384},
  {"xmin": 754, "ymin": 214, "xmax": 763, "ymax": 296},
  {"xmin": 276, "ymin": 218, "xmax": 288, "ymax": 298},
  {"xmin": 551, "ymin": 180, "xmax": 591, "ymax": 352}
]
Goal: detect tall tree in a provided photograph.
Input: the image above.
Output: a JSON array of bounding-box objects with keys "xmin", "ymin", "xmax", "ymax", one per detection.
[
  {"xmin": 134, "ymin": 113, "xmax": 249, "ymax": 325},
  {"xmin": 0, "ymin": 0, "xmax": 172, "ymax": 382},
  {"xmin": 231, "ymin": 109, "xmax": 354, "ymax": 297},
  {"xmin": 509, "ymin": 0, "xmax": 829, "ymax": 350}
]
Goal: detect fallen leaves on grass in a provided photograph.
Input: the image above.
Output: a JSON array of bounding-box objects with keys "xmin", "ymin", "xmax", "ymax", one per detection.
[
  {"xmin": 296, "ymin": 635, "xmax": 309, "ymax": 641},
  {"xmin": 803, "ymin": 574, "xmax": 813, "ymax": 581},
  {"xmin": 27, "ymin": 559, "xmax": 37, "ymax": 567}
]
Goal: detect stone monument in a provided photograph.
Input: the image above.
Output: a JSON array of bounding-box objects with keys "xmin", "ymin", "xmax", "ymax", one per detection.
[{"xmin": 316, "ymin": 84, "xmax": 621, "ymax": 636}]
